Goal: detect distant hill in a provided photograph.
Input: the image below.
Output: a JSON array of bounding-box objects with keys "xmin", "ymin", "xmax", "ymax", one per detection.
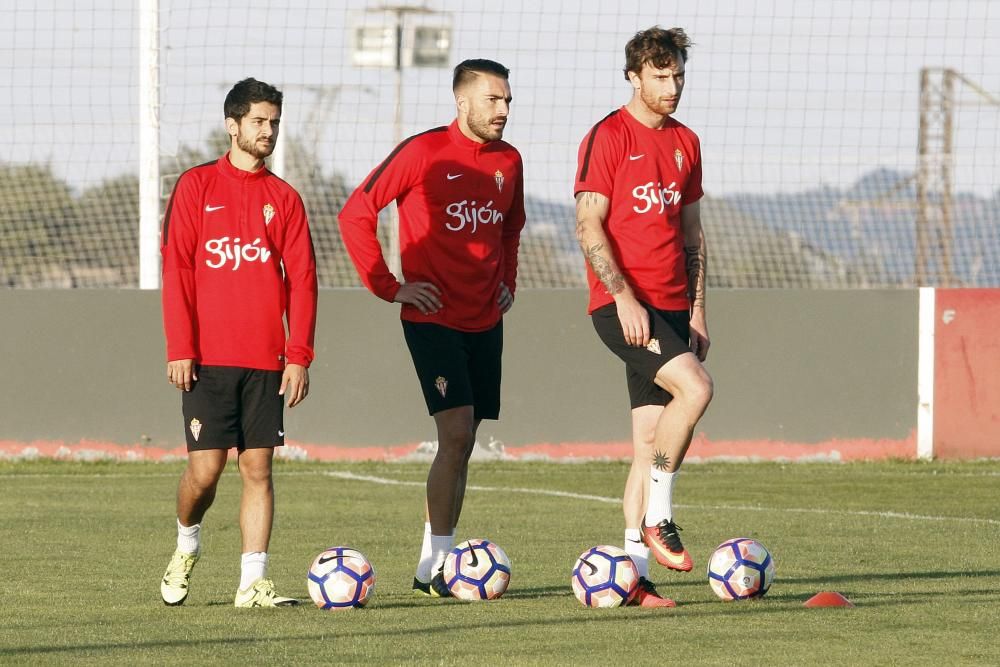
[
  {"xmin": 521, "ymin": 167, "xmax": 1000, "ymax": 289},
  {"xmin": 728, "ymin": 169, "xmax": 1000, "ymax": 287}
]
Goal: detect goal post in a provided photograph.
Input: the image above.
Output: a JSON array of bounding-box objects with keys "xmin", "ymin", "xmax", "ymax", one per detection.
[{"xmin": 138, "ymin": 0, "xmax": 160, "ymax": 290}]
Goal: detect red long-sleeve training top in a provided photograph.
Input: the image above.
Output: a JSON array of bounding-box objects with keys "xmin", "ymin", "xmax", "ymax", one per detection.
[
  {"xmin": 338, "ymin": 120, "xmax": 526, "ymax": 332},
  {"xmin": 161, "ymin": 154, "xmax": 317, "ymax": 370}
]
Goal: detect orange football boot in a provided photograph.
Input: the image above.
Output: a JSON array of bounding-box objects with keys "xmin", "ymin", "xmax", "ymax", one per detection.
[
  {"xmin": 642, "ymin": 519, "xmax": 693, "ymax": 572},
  {"xmin": 628, "ymin": 577, "xmax": 676, "ymax": 608}
]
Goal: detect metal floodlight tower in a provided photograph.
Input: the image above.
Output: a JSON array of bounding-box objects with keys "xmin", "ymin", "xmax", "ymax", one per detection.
[
  {"xmin": 916, "ymin": 68, "xmax": 955, "ymax": 287},
  {"xmin": 350, "ymin": 4, "xmax": 453, "ymax": 278},
  {"xmin": 917, "ymin": 68, "xmax": 1000, "ymax": 287}
]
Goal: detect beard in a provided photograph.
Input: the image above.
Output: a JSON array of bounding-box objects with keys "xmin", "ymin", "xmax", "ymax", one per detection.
[
  {"xmin": 467, "ymin": 112, "xmax": 506, "ymax": 142},
  {"xmin": 639, "ymin": 88, "xmax": 679, "ymax": 117},
  {"xmin": 236, "ymin": 129, "xmax": 275, "ymax": 159}
]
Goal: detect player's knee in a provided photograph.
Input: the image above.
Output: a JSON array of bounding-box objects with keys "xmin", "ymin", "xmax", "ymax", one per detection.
[
  {"xmin": 184, "ymin": 463, "xmax": 223, "ymax": 493},
  {"xmin": 240, "ymin": 464, "xmax": 273, "ymax": 487},
  {"xmin": 676, "ymin": 362, "xmax": 713, "ymax": 405},
  {"xmin": 237, "ymin": 460, "xmax": 273, "ymax": 487},
  {"xmin": 435, "ymin": 429, "xmax": 475, "ymax": 469},
  {"xmin": 437, "ymin": 430, "xmax": 475, "ymax": 455},
  {"xmin": 691, "ymin": 373, "xmax": 714, "ymax": 411},
  {"xmin": 436, "ymin": 420, "xmax": 475, "ymax": 450},
  {"xmin": 634, "ymin": 424, "xmax": 657, "ymax": 452}
]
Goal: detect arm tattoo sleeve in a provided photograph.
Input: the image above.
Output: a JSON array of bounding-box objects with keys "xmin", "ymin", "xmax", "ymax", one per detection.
[
  {"xmin": 685, "ymin": 244, "xmax": 706, "ymax": 308},
  {"xmin": 574, "ymin": 192, "xmax": 600, "ymax": 238},
  {"xmin": 576, "ymin": 192, "xmax": 626, "ymax": 296},
  {"xmin": 586, "ymin": 243, "xmax": 626, "ymax": 295}
]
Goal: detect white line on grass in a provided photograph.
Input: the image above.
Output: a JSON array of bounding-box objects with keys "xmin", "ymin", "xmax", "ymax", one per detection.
[
  {"xmin": 324, "ymin": 471, "xmax": 1000, "ymax": 527},
  {"xmin": 1, "ymin": 468, "xmax": 997, "ymax": 528},
  {"xmin": 326, "ymin": 470, "xmax": 620, "ymax": 504}
]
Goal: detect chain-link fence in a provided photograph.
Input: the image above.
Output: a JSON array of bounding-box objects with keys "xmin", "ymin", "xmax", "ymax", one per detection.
[{"xmin": 4, "ymin": 1, "xmax": 999, "ymax": 288}]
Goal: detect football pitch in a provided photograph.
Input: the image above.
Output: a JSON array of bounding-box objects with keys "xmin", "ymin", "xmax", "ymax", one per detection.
[{"xmin": 2, "ymin": 459, "xmax": 998, "ymax": 665}]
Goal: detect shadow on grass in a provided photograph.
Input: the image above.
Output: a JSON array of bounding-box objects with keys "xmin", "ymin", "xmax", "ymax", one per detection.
[
  {"xmin": 0, "ymin": 607, "xmax": 793, "ymax": 658},
  {"xmin": 0, "ymin": 605, "xmax": 898, "ymax": 659},
  {"xmin": 201, "ymin": 568, "xmax": 1000, "ymax": 609},
  {"xmin": 202, "ymin": 595, "xmax": 547, "ymax": 610},
  {"xmin": 11, "ymin": 587, "xmax": 1000, "ymax": 658},
  {"xmin": 9, "ymin": 571, "xmax": 1000, "ymax": 659},
  {"xmin": 779, "ymin": 568, "xmax": 1000, "ymax": 586},
  {"xmin": 502, "ymin": 585, "xmax": 576, "ymax": 599}
]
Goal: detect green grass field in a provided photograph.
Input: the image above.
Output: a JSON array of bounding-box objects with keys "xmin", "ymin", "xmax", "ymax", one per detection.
[{"xmin": 2, "ymin": 459, "xmax": 998, "ymax": 665}]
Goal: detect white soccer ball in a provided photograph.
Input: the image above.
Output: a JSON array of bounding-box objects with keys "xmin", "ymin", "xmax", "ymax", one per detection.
[
  {"xmin": 707, "ymin": 537, "xmax": 775, "ymax": 601},
  {"xmin": 442, "ymin": 538, "xmax": 511, "ymax": 600},
  {"xmin": 571, "ymin": 545, "xmax": 639, "ymax": 608},
  {"xmin": 307, "ymin": 546, "xmax": 376, "ymax": 610}
]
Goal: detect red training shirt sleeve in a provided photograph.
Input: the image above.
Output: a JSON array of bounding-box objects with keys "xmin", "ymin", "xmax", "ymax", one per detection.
[
  {"xmin": 160, "ymin": 171, "xmax": 200, "ymax": 362},
  {"xmin": 574, "ymin": 114, "xmax": 620, "ymax": 199},
  {"xmin": 683, "ymin": 133, "xmax": 705, "ymax": 204},
  {"xmin": 282, "ymin": 192, "xmax": 318, "ymax": 367},
  {"xmin": 502, "ymin": 157, "xmax": 526, "ymax": 295},
  {"xmin": 338, "ymin": 141, "xmax": 423, "ymax": 302}
]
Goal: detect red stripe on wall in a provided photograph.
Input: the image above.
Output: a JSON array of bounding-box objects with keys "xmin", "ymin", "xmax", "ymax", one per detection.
[{"xmin": 0, "ymin": 434, "xmax": 916, "ymax": 463}]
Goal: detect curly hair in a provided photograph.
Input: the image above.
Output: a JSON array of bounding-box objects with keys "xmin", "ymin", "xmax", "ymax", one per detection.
[{"xmin": 623, "ymin": 27, "xmax": 692, "ymax": 80}]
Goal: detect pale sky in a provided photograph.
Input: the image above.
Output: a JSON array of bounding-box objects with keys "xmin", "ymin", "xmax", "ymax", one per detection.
[{"xmin": 5, "ymin": 0, "xmax": 1000, "ymax": 201}]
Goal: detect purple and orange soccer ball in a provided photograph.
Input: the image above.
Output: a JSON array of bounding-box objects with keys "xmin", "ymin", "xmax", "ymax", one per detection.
[
  {"xmin": 571, "ymin": 545, "xmax": 639, "ymax": 608},
  {"xmin": 307, "ymin": 546, "xmax": 376, "ymax": 610},
  {"xmin": 707, "ymin": 537, "xmax": 775, "ymax": 601},
  {"xmin": 442, "ymin": 538, "xmax": 511, "ymax": 600}
]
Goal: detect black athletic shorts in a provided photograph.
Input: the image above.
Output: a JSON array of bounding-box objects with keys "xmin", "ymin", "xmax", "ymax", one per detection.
[
  {"xmin": 401, "ymin": 320, "xmax": 503, "ymax": 420},
  {"xmin": 591, "ymin": 303, "xmax": 691, "ymax": 409},
  {"xmin": 181, "ymin": 365, "xmax": 284, "ymax": 451}
]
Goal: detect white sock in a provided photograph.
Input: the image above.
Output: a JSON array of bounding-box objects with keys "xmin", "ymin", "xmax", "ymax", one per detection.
[
  {"xmin": 624, "ymin": 528, "xmax": 650, "ymax": 579},
  {"xmin": 239, "ymin": 552, "xmax": 268, "ymax": 590},
  {"xmin": 414, "ymin": 522, "xmax": 434, "ymax": 582},
  {"xmin": 428, "ymin": 533, "xmax": 455, "ymax": 578},
  {"xmin": 176, "ymin": 518, "xmax": 201, "ymax": 555},
  {"xmin": 645, "ymin": 469, "xmax": 678, "ymax": 526}
]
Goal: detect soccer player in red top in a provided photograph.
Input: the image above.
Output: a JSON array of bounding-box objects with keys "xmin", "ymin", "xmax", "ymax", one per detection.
[
  {"xmin": 339, "ymin": 59, "xmax": 525, "ymax": 598},
  {"xmin": 574, "ymin": 27, "xmax": 713, "ymax": 608},
  {"xmin": 159, "ymin": 78, "xmax": 318, "ymax": 608}
]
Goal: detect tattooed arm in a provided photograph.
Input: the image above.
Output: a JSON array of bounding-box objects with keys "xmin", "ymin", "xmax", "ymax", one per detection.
[
  {"xmin": 681, "ymin": 200, "xmax": 710, "ymax": 361},
  {"xmin": 575, "ymin": 191, "xmax": 650, "ymax": 347}
]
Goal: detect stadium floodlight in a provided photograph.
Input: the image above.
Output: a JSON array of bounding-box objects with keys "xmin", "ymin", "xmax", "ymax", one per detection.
[
  {"xmin": 349, "ymin": 4, "xmax": 452, "ymax": 278},
  {"xmin": 350, "ymin": 5, "xmax": 452, "ymax": 70}
]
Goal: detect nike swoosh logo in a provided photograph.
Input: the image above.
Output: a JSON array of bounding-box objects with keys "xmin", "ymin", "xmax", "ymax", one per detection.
[
  {"xmin": 628, "ymin": 154, "xmax": 645, "ymax": 161},
  {"xmin": 205, "ymin": 205, "xmax": 225, "ymax": 212},
  {"xmin": 278, "ymin": 430, "xmax": 285, "ymax": 437},
  {"xmin": 318, "ymin": 554, "xmax": 342, "ymax": 565},
  {"xmin": 446, "ymin": 173, "xmax": 463, "ymax": 180},
  {"xmin": 468, "ymin": 545, "xmax": 480, "ymax": 568},
  {"xmin": 646, "ymin": 538, "xmax": 687, "ymax": 566},
  {"xmin": 580, "ymin": 557, "xmax": 598, "ymax": 575}
]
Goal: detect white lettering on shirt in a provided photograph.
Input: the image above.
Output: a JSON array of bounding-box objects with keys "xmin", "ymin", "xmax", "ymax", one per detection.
[
  {"xmin": 631, "ymin": 181, "xmax": 682, "ymax": 215},
  {"xmin": 444, "ymin": 200, "xmax": 504, "ymax": 234},
  {"xmin": 205, "ymin": 237, "xmax": 272, "ymax": 271}
]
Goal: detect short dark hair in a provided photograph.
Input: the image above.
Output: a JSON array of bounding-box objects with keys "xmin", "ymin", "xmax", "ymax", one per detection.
[
  {"xmin": 452, "ymin": 59, "xmax": 510, "ymax": 92},
  {"xmin": 623, "ymin": 27, "xmax": 692, "ymax": 81},
  {"xmin": 224, "ymin": 78, "xmax": 283, "ymax": 121}
]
